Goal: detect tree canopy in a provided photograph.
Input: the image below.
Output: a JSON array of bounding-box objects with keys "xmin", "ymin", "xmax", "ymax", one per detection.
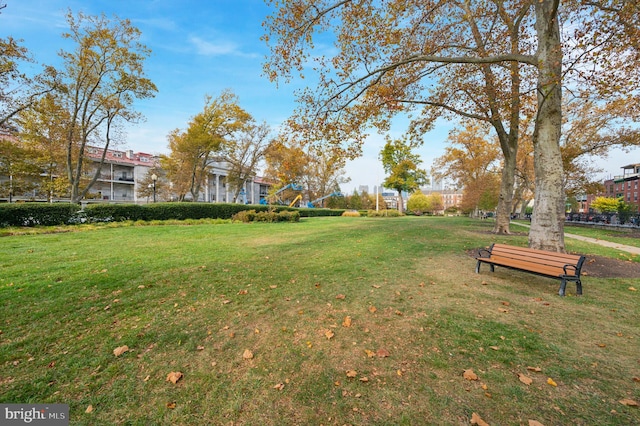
[
  {"xmin": 263, "ymin": 0, "xmax": 640, "ymax": 251},
  {"xmin": 380, "ymin": 138, "xmax": 428, "ymax": 213}
]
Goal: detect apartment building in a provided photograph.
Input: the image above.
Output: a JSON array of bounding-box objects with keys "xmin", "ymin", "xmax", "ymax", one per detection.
[
  {"xmin": 585, "ymin": 163, "xmax": 640, "ymax": 213},
  {"xmin": 1, "ymin": 139, "xmax": 271, "ymax": 204}
]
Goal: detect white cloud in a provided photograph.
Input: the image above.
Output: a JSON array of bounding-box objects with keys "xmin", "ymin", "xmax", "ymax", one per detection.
[{"xmin": 189, "ymin": 36, "xmax": 243, "ymax": 57}]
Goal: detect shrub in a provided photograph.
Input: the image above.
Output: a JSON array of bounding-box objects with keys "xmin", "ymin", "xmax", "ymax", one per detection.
[
  {"xmin": 232, "ymin": 209, "xmax": 300, "ymax": 223},
  {"xmin": 367, "ymin": 209, "xmax": 402, "ymax": 217},
  {"xmin": 341, "ymin": 210, "xmax": 361, "ymax": 217},
  {"xmin": 0, "ymin": 203, "xmax": 81, "ymax": 227}
]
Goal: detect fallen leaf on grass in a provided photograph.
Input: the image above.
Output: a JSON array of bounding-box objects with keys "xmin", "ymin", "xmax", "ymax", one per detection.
[
  {"xmin": 273, "ymin": 383, "xmax": 285, "ymax": 391},
  {"xmin": 242, "ymin": 349, "xmax": 254, "ymax": 360},
  {"xmin": 342, "ymin": 316, "xmax": 352, "ymax": 327},
  {"xmin": 596, "ymin": 343, "xmax": 606, "ymax": 348},
  {"xmin": 166, "ymin": 371, "xmax": 183, "ymax": 384},
  {"xmin": 464, "ymin": 369, "xmax": 478, "ymax": 381},
  {"xmin": 346, "ymin": 370, "xmax": 357, "ymax": 378},
  {"xmin": 633, "ymin": 377, "xmax": 640, "ymax": 382},
  {"xmin": 196, "ymin": 345, "xmax": 205, "ymax": 351},
  {"xmin": 470, "ymin": 412, "xmax": 489, "ymax": 426},
  {"xmin": 489, "ymin": 346, "xmax": 499, "ymax": 351},
  {"xmin": 498, "ymin": 308, "xmax": 509, "ymax": 313},
  {"xmin": 336, "ymin": 294, "xmax": 346, "ymax": 300},
  {"xmin": 359, "ymin": 377, "xmax": 369, "ymax": 382},
  {"xmin": 113, "ymin": 345, "xmax": 129, "ymax": 356},
  {"xmin": 238, "ymin": 290, "xmax": 248, "ymax": 295},
  {"xmin": 166, "ymin": 402, "xmax": 176, "ymax": 409},
  {"xmin": 364, "ymin": 349, "xmax": 376, "ymax": 358},
  {"xmin": 368, "ymin": 306, "xmax": 377, "ymax": 313},
  {"xmin": 376, "ymin": 348, "xmax": 390, "ymax": 358},
  {"xmin": 546, "ymin": 377, "xmax": 557, "ymax": 387},
  {"xmin": 528, "ymin": 421, "xmax": 545, "ymax": 426},
  {"xmin": 325, "ymin": 330, "xmax": 335, "ymax": 340},
  {"xmin": 628, "ymin": 287, "xmax": 637, "ymax": 292},
  {"xmin": 518, "ymin": 373, "xmax": 533, "ymax": 385},
  {"xmin": 527, "ymin": 366, "xmax": 542, "ymax": 372},
  {"xmin": 85, "ymin": 405, "xmax": 93, "ymax": 414},
  {"xmin": 619, "ymin": 398, "xmax": 638, "ymax": 407}
]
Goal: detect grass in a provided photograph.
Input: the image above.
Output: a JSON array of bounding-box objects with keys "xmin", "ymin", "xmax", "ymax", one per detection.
[{"xmin": 1, "ymin": 216, "xmax": 639, "ymax": 425}]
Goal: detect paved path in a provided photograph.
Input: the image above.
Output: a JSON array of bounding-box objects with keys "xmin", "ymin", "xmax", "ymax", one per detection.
[{"xmin": 510, "ymin": 222, "xmax": 640, "ymax": 255}]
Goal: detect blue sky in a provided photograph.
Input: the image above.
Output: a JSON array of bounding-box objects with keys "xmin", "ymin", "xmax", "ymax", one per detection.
[{"xmin": 3, "ymin": 1, "xmax": 637, "ymax": 193}]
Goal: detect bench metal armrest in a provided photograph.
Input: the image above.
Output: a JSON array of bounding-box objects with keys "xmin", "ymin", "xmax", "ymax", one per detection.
[
  {"xmin": 563, "ymin": 264, "xmax": 578, "ymax": 276},
  {"xmin": 477, "ymin": 248, "xmax": 492, "ymax": 258}
]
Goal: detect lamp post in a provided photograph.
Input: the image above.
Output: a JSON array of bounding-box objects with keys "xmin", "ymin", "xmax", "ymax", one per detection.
[{"xmin": 151, "ymin": 173, "xmax": 157, "ymax": 203}]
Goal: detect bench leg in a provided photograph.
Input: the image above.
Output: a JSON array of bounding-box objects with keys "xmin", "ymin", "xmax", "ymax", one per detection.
[
  {"xmin": 475, "ymin": 260, "xmax": 481, "ymax": 274},
  {"xmin": 559, "ymin": 279, "xmax": 567, "ymax": 297},
  {"xmin": 576, "ymin": 280, "xmax": 583, "ymax": 296}
]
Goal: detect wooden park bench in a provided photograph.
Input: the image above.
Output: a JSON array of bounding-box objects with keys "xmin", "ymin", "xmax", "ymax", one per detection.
[{"xmin": 475, "ymin": 243, "xmax": 586, "ymax": 296}]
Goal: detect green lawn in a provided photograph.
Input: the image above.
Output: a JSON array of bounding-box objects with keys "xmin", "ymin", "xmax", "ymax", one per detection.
[{"xmin": 1, "ymin": 217, "xmax": 639, "ymax": 425}]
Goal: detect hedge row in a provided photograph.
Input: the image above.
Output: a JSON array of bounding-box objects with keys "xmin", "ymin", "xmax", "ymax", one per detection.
[
  {"xmin": 0, "ymin": 202, "xmax": 347, "ymax": 227},
  {"xmin": 0, "ymin": 203, "xmax": 81, "ymax": 227}
]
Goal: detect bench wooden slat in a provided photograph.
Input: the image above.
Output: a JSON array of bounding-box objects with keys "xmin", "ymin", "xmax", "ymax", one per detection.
[
  {"xmin": 478, "ymin": 257, "xmax": 571, "ymax": 277},
  {"xmin": 475, "ymin": 243, "xmax": 585, "ymax": 296}
]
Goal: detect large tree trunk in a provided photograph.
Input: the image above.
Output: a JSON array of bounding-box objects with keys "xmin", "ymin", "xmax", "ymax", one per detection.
[
  {"xmin": 494, "ymin": 145, "xmax": 517, "ymax": 234},
  {"xmin": 397, "ymin": 191, "xmax": 404, "ymax": 214},
  {"xmin": 530, "ymin": 0, "xmax": 565, "ymax": 252}
]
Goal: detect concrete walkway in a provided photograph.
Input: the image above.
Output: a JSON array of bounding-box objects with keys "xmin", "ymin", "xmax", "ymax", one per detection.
[{"xmin": 510, "ymin": 222, "xmax": 640, "ymax": 255}]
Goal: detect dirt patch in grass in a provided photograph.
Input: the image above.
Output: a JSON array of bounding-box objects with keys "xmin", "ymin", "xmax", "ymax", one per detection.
[{"xmin": 466, "ymin": 248, "xmax": 640, "ymax": 278}]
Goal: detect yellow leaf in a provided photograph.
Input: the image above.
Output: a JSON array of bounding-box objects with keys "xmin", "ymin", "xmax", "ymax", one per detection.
[
  {"xmin": 242, "ymin": 349, "xmax": 254, "ymax": 360},
  {"xmin": 463, "ymin": 369, "xmax": 478, "ymax": 381},
  {"xmin": 619, "ymin": 398, "xmax": 638, "ymax": 407},
  {"xmin": 364, "ymin": 349, "xmax": 375, "ymax": 358},
  {"xmin": 166, "ymin": 371, "xmax": 183, "ymax": 384},
  {"xmin": 342, "ymin": 316, "xmax": 352, "ymax": 327},
  {"xmin": 346, "ymin": 370, "xmax": 357, "ymax": 378},
  {"xmin": 470, "ymin": 412, "xmax": 490, "ymax": 426},
  {"xmin": 85, "ymin": 405, "xmax": 93, "ymax": 414},
  {"xmin": 273, "ymin": 383, "xmax": 285, "ymax": 391},
  {"xmin": 325, "ymin": 330, "xmax": 335, "ymax": 340},
  {"xmin": 628, "ymin": 287, "xmax": 637, "ymax": 292},
  {"xmin": 166, "ymin": 402, "xmax": 176, "ymax": 409},
  {"xmin": 518, "ymin": 373, "xmax": 533, "ymax": 385},
  {"xmin": 489, "ymin": 346, "xmax": 499, "ymax": 351},
  {"xmin": 546, "ymin": 377, "xmax": 557, "ymax": 387},
  {"xmin": 113, "ymin": 345, "xmax": 129, "ymax": 357},
  {"xmin": 368, "ymin": 306, "xmax": 377, "ymax": 313},
  {"xmin": 528, "ymin": 421, "xmax": 545, "ymax": 426}
]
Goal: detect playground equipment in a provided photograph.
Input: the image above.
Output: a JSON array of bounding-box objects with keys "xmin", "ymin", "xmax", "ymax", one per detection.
[
  {"xmin": 260, "ymin": 183, "xmax": 304, "ymax": 205},
  {"xmin": 289, "ymin": 194, "xmax": 303, "ymax": 207},
  {"xmin": 307, "ymin": 191, "xmax": 343, "ymax": 208},
  {"xmin": 238, "ymin": 188, "xmax": 248, "ymax": 204}
]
